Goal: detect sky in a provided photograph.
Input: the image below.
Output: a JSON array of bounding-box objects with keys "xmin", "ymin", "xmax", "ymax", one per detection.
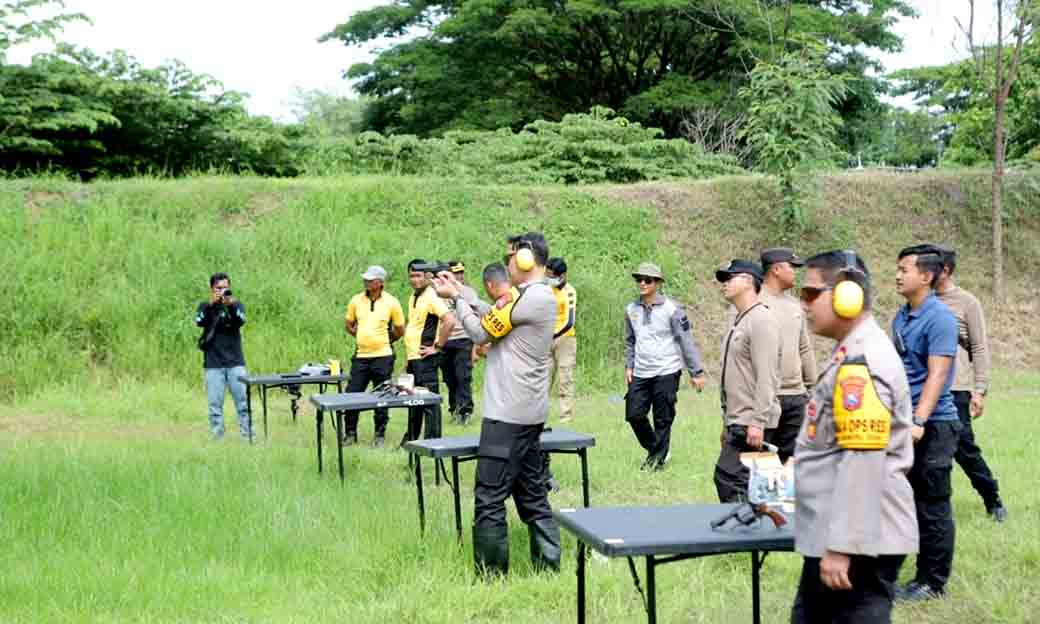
[{"xmin": 7, "ymin": 0, "xmax": 1005, "ymax": 121}]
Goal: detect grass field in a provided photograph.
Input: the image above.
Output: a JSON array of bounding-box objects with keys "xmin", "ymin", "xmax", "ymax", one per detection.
[
  {"xmin": 4, "ymin": 170, "xmax": 1039, "ymax": 622},
  {"xmin": 2, "ymin": 373, "xmax": 1037, "ymax": 623}
]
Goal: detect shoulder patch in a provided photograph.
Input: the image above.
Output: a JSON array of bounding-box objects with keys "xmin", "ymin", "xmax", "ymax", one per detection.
[{"xmin": 833, "ymin": 363, "xmax": 891, "ymax": 450}]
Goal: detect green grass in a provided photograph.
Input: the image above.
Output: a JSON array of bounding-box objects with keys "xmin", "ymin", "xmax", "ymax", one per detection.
[{"xmin": 2, "ymin": 379, "xmax": 1037, "ymax": 623}]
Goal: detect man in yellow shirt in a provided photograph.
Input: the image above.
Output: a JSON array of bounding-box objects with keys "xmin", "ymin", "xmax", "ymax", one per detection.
[
  {"xmin": 343, "ymin": 265, "xmax": 405, "ymax": 447},
  {"xmin": 547, "ymin": 257, "xmax": 577, "ymax": 423},
  {"xmin": 403, "ymin": 259, "xmax": 456, "ymax": 444}
]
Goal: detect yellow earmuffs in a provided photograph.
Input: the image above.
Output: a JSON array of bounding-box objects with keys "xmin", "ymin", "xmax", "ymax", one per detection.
[
  {"xmin": 514, "ymin": 240, "xmax": 536, "ymax": 271},
  {"xmin": 833, "ymin": 250, "xmax": 865, "ymax": 319}
]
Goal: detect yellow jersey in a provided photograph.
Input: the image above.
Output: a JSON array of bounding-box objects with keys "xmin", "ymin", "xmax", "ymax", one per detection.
[
  {"xmin": 345, "ymin": 291, "xmax": 405, "ymax": 358},
  {"xmin": 552, "ymin": 283, "xmax": 577, "ymax": 338},
  {"xmin": 405, "ymin": 287, "xmax": 451, "ymax": 360}
]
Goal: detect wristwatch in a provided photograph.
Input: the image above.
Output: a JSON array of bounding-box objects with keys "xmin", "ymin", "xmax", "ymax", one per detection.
[{"xmin": 912, "ymin": 415, "xmax": 927, "ymax": 427}]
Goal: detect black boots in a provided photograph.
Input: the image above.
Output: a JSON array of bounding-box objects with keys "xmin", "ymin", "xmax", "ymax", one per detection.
[
  {"xmin": 528, "ymin": 518, "xmax": 562, "ymax": 572},
  {"xmin": 473, "ymin": 525, "xmax": 510, "ymax": 578}
]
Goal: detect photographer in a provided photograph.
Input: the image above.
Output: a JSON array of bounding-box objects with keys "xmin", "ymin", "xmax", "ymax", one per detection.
[
  {"xmin": 195, "ymin": 272, "xmax": 251, "ymax": 440},
  {"xmin": 431, "ymin": 233, "xmax": 560, "ymax": 579}
]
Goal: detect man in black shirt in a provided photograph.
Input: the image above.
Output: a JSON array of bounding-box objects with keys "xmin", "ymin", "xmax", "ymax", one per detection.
[{"xmin": 195, "ymin": 272, "xmax": 251, "ymax": 440}]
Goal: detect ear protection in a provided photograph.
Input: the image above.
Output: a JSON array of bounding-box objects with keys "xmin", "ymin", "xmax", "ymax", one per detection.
[
  {"xmin": 833, "ymin": 250, "xmax": 865, "ymax": 319},
  {"xmin": 514, "ymin": 239, "xmax": 536, "ymax": 272}
]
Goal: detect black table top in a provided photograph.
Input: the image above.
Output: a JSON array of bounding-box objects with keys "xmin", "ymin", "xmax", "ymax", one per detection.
[
  {"xmin": 404, "ymin": 428, "xmax": 596, "ymax": 458},
  {"xmin": 554, "ymin": 504, "xmax": 795, "ymax": 558},
  {"xmin": 240, "ymin": 373, "xmax": 348, "ymax": 387},
  {"xmin": 309, "ymin": 391, "xmax": 443, "ymax": 412}
]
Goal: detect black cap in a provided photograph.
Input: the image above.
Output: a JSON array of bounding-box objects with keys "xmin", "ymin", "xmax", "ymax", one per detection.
[
  {"xmin": 546, "ymin": 257, "xmax": 568, "ymax": 275},
  {"xmin": 760, "ymin": 247, "xmax": 804, "ymax": 267},
  {"xmin": 715, "ymin": 259, "xmax": 764, "ymax": 282}
]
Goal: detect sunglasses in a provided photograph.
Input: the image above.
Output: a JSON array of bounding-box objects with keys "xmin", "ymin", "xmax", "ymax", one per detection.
[
  {"xmin": 799, "ymin": 285, "xmax": 833, "ymax": 304},
  {"xmin": 634, "ymin": 276, "xmax": 657, "ymax": 284}
]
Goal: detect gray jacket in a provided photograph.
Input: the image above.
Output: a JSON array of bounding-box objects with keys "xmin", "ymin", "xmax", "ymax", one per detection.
[
  {"xmin": 443, "ymin": 284, "xmax": 479, "ymax": 342},
  {"xmin": 624, "ymin": 294, "xmax": 704, "ymax": 379},
  {"xmin": 794, "ymin": 316, "xmax": 918, "ymax": 558},
  {"xmin": 454, "ymin": 281, "xmax": 556, "ymax": 425}
]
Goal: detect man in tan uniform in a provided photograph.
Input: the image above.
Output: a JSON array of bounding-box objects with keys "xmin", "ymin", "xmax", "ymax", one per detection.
[
  {"xmin": 792, "ymin": 250, "xmax": 917, "ymax": 624},
  {"xmin": 932, "ymin": 245, "xmax": 1006, "ymax": 521},
  {"xmin": 714, "ymin": 259, "xmax": 781, "ymax": 502},
  {"xmin": 760, "ymin": 247, "xmax": 817, "ymax": 462}
]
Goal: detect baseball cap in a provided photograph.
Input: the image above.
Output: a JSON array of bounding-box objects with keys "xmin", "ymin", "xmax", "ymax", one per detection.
[
  {"xmin": 361, "ymin": 265, "xmax": 388, "ymax": 281},
  {"xmin": 760, "ymin": 247, "xmax": 804, "ymax": 267},
  {"xmin": 715, "ymin": 259, "xmax": 764, "ymax": 282},
  {"xmin": 632, "ymin": 262, "xmax": 664, "ymax": 281},
  {"xmin": 449, "ymin": 261, "xmax": 465, "ymax": 273}
]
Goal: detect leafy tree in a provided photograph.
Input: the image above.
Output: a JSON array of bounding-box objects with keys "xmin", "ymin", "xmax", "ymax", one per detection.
[{"xmin": 324, "ymin": 0, "xmax": 913, "ymax": 137}]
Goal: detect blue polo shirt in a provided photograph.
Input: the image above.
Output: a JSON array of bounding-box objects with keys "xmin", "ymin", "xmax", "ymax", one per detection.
[{"xmin": 891, "ymin": 293, "xmax": 958, "ymax": 421}]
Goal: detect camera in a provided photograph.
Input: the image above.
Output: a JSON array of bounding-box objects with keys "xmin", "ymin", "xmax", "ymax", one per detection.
[
  {"xmin": 222, "ymin": 289, "xmax": 233, "ymax": 299},
  {"xmin": 411, "ymin": 261, "xmax": 451, "ymax": 275}
]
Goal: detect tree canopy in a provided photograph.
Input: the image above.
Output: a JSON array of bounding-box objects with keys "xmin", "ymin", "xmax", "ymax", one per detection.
[{"xmin": 325, "ymin": 0, "xmax": 914, "ymax": 139}]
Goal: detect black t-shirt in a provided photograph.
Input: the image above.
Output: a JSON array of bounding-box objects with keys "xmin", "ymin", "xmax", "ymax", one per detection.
[{"xmin": 195, "ymin": 301, "xmax": 247, "ymax": 369}]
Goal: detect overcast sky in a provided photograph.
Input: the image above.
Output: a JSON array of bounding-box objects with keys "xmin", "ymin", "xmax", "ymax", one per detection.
[{"xmin": 8, "ymin": 0, "xmax": 1003, "ymax": 121}]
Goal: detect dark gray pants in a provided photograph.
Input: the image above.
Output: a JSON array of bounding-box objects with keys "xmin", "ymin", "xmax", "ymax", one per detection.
[
  {"xmin": 791, "ymin": 555, "xmax": 904, "ymax": 624},
  {"xmin": 625, "ymin": 372, "xmax": 680, "ymax": 459},
  {"xmin": 770, "ymin": 393, "xmax": 808, "ymax": 464},
  {"xmin": 952, "ymin": 390, "xmax": 1001, "ymax": 510}
]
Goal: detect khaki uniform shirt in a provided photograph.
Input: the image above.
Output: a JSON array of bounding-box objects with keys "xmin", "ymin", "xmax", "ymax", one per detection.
[
  {"xmin": 794, "ymin": 316, "xmax": 918, "ymax": 558},
  {"xmin": 728, "ymin": 290, "xmax": 816, "ymax": 395},
  {"xmin": 936, "ymin": 286, "xmax": 990, "ymax": 395},
  {"xmin": 721, "ymin": 302, "xmax": 781, "ymax": 429},
  {"xmin": 443, "ymin": 284, "xmax": 479, "ymax": 342}
]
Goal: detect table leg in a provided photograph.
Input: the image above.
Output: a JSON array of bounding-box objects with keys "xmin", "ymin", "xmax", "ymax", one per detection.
[
  {"xmin": 316, "ymin": 408, "xmax": 324, "ymax": 474},
  {"xmin": 246, "ymin": 385, "xmax": 255, "ymax": 444},
  {"xmin": 335, "ymin": 403, "xmax": 345, "ymax": 483},
  {"xmin": 577, "ymin": 541, "xmax": 587, "ymax": 624},
  {"xmin": 579, "ymin": 448, "xmax": 590, "ymax": 507},
  {"xmin": 415, "ymin": 455, "xmax": 426, "ymax": 536},
  {"xmin": 646, "ymin": 556, "xmax": 657, "ymax": 624},
  {"xmin": 751, "ymin": 550, "xmax": 761, "ymax": 624},
  {"xmin": 451, "ymin": 457, "xmax": 462, "ymax": 543},
  {"xmin": 435, "ymin": 458, "xmax": 442, "ymax": 487},
  {"xmin": 261, "ymin": 386, "xmax": 269, "ymax": 439}
]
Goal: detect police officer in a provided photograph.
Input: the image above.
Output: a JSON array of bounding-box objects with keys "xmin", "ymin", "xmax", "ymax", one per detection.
[
  {"xmin": 932, "ymin": 245, "xmax": 1007, "ymax": 522},
  {"xmin": 401, "ymin": 259, "xmax": 456, "ymax": 444},
  {"xmin": 431, "ymin": 233, "xmax": 560, "ymax": 578},
  {"xmin": 439, "ymin": 261, "xmax": 479, "ymax": 425},
  {"xmin": 623, "ymin": 262, "xmax": 706, "ymax": 471},
  {"xmin": 892, "ymin": 245, "xmax": 960, "ymax": 602},
  {"xmin": 547, "ymin": 257, "xmax": 578, "ymax": 423},
  {"xmin": 342, "ymin": 265, "xmax": 406, "ymax": 447},
  {"xmin": 714, "ymin": 259, "xmax": 780, "ymax": 502},
  {"xmin": 792, "ymin": 250, "xmax": 917, "ymax": 624},
  {"xmin": 759, "ymin": 248, "xmax": 817, "ymax": 462}
]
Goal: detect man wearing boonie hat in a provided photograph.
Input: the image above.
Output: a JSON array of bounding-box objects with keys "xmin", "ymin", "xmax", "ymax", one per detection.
[
  {"xmin": 714, "ymin": 259, "xmax": 781, "ymax": 502},
  {"xmin": 342, "ymin": 265, "xmax": 405, "ymax": 447},
  {"xmin": 758, "ymin": 247, "xmax": 817, "ymax": 463},
  {"xmin": 623, "ymin": 262, "xmax": 706, "ymax": 472}
]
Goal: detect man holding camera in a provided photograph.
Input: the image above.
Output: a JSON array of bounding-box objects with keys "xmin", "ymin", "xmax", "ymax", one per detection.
[
  {"xmin": 195, "ymin": 272, "xmax": 251, "ymax": 440},
  {"xmin": 431, "ymin": 233, "xmax": 560, "ymax": 578},
  {"xmin": 439, "ymin": 261, "xmax": 479, "ymax": 425},
  {"xmin": 342, "ymin": 265, "xmax": 406, "ymax": 447},
  {"xmin": 402, "ymin": 259, "xmax": 456, "ymax": 444}
]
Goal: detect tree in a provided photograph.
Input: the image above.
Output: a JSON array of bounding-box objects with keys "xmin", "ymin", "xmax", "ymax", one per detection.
[
  {"xmin": 0, "ymin": 0, "xmax": 85, "ymax": 62},
  {"xmin": 959, "ymin": 0, "xmax": 1036, "ymax": 300},
  {"xmin": 739, "ymin": 46, "xmax": 848, "ymax": 228},
  {"xmin": 323, "ymin": 0, "xmax": 913, "ymax": 137}
]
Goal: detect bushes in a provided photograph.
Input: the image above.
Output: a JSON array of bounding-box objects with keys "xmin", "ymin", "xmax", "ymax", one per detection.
[{"xmin": 295, "ymin": 107, "xmax": 743, "ymax": 183}]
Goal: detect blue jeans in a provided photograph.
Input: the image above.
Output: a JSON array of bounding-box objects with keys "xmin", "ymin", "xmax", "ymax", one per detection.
[{"xmin": 205, "ymin": 366, "xmax": 251, "ymax": 440}]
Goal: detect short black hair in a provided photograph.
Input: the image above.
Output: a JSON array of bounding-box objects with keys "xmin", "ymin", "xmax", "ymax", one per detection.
[
  {"xmin": 752, "ymin": 276, "xmax": 762, "ymax": 293},
  {"xmin": 507, "ymin": 232, "xmax": 549, "ymax": 267},
  {"xmin": 483, "ymin": 262, "xmax": 509, "ymax": 285},
  {"xmin": 898, "ymin": 245, "xmax": 943, "ymax": 288},
  {"xmin": 209, "ymin": 272, "xmax": 230, "ymax": 287},
  {"xmin": 936, "ymin": 244, "xmax": 957, "ymax": 276},
  {"xmin": 546, "ymin": 257, "xmax": 568, "ymax": 275},
  {"xmin": 407, "ymin": 258, "xmax": 426, "ymax": 272},
  {"xmin": 805, "ymin": 250, "xmax": 873, "ymax": 310}
]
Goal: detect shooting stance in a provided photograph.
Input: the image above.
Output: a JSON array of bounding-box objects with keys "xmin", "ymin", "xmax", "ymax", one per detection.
[{"xmin": 431, "ymin": 233, "xmax": 560, "ymax": 578}]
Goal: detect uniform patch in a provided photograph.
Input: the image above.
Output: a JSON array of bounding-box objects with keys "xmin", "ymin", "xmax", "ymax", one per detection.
[
  {"xmin": 839, "ymin": 376, "xmax": 866, "ymax": 412},
  {"xmin": 833, "ymin": 346, "xmax": 847, "ymax": 365},
  {"xmin": 833, "ymin": 363, "xmax": 891, "ymax": 450},
  {"xmin": 806, "ymin": 399, "xmax": 818, "ymax": 440},
  {"xmin": 680, "ymin": 315, "xmax": 691, "ymax": 331}
]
